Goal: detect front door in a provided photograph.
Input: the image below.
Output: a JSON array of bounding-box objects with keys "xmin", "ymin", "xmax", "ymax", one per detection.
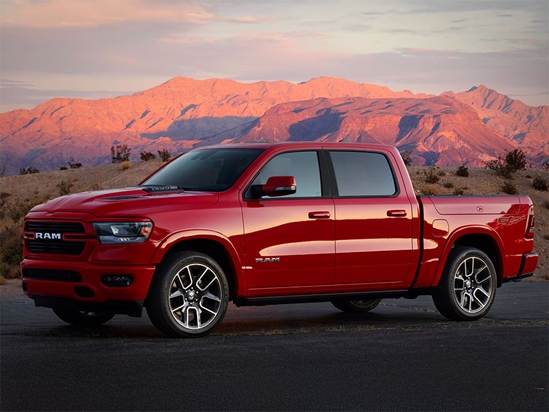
[{"xmin": 241, "ymin": 151, "xmax": 335, "ymax": 294}]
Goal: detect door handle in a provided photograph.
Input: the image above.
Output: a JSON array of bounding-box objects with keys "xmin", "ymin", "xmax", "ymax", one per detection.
[
  {"xmin": 387, "ymin": 210, "xmax": 407, "ymax": 217},
  {"xmin": 308, "ymin": 211, "xmax": 331, "ymax": 219}
]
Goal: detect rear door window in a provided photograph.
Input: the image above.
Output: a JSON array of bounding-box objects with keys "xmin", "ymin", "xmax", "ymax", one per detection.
[{"xmin": 329, "ymin": 151, "xmax": 397, "ymax": 197}]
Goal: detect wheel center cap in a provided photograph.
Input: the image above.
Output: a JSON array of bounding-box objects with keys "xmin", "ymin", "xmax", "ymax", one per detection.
[
  {"xmin": 466, "ymin": 280, "xmax": 472, "ymax": 288},
  {"xmin": 187, "ymin": 290, "xmax": 196, "ymax": 300}
]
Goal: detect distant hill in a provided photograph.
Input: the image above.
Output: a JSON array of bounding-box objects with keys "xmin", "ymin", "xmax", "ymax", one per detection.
[{"xmin": 0, "ymin": 77, "xmax": 547, "ymax": 175}]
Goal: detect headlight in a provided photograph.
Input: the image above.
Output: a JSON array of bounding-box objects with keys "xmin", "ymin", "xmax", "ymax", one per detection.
[{"xmin": 93, "ymin": 222, "xmax": 153, "ymax": 244}]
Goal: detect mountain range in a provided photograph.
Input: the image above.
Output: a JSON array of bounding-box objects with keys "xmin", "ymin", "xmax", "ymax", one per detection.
[{"xmin": 0, "ymin": 77, "xmax": 547, "ymax": 175}]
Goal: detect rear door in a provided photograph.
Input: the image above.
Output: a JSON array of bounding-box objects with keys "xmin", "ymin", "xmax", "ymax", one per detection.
[
  {"xmin": 328, "ymin": 150, "xmax": 414, "ymax": 286},
  {"xmin": 241, "ymin": 150, "xmax": 335, "ymax": 293}
]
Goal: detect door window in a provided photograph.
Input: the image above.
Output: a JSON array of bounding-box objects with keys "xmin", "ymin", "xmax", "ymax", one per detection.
[
  {"xmin": 329, "ymin": 151, "xmax": 397, "ymax": 197},
  {"xmin": 251, "ymin": 151, "xmax": 322, "ymax": 198}
]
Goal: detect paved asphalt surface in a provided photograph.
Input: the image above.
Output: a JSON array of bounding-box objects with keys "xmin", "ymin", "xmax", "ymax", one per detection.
[{"xmin": 1, "ymin": 281, "xmax": 548, "ymax": 411}]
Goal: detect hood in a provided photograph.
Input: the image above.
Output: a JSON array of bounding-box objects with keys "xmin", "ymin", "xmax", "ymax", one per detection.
[{"xmin": 31, "ymin": 187, "xmax": 219, "ymax": 218}]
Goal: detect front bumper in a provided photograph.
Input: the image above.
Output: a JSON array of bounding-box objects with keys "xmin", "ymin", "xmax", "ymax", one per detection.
[{"xmin": 21, "ymin": 259, "xmax": 156, "ymax": 312}]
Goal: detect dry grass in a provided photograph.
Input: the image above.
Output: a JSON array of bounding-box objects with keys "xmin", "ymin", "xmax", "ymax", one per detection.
[{"xmin": 0, "ymin": 161, "xmax": 547, "ymax": 281}]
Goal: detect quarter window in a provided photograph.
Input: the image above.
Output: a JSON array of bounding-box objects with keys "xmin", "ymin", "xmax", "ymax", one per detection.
[
  {"xmin": 330, "ymin": 151, "xmax": 397, "ymax": 197},
  {"xmin": 251, "ymin": 151, "xmax": 322, "ymax": 198}
]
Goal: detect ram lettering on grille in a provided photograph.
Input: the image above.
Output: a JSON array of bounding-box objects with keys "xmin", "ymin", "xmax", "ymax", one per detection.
[{"xmin": 35, "ymin": 233, "xmax": 62, "ymax": 240}]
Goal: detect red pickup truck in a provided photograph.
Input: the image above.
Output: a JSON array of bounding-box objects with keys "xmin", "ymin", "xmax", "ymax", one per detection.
[{"xmin": 21, "ymin": 143, "xmax": 538, "ymax": 337}]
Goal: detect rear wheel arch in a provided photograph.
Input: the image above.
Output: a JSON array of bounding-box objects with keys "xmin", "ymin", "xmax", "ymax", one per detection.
[{"xmin": 434, "ymin": 230, "xmax": 504, "ymax": 287}]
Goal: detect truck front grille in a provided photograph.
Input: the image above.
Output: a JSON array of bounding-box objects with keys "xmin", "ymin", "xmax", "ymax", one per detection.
[
  {"xmin": 26, "ymin": 222, "xmax": 84, "ymax": 233},
  {"xmin": 27, "ymin": 240, "xmax": 86, "ymax": 255},
  {"xmin": 25, "ymin": 221, "xmax": 87, "ymax": 255}
]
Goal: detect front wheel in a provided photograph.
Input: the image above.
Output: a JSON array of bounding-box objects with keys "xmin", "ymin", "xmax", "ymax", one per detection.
[
  {"xmin": 146, "ymin": 251, "xmax": 229, "ymax": 338},
  {"xmin": 53, "ymin": 308, "xmax": 115, "ymax": 326},
  {"xmin": 433, "ymin": 247, "xmax": 497, "ymax": 321},
  {"xmin": 331, "ymin": 299, "xmax": 381, "ymax": 313}
]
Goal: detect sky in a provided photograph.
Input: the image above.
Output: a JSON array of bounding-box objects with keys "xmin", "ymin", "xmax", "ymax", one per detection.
[{"xmin": 0, "ymin": 0, "xmax": 548, "ymax": 113}]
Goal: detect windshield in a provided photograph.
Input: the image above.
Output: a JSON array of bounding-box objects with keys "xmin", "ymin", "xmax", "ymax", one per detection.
[{"xmin": 142, "ymin": 148, "xmax": 264, "ymax": 192}]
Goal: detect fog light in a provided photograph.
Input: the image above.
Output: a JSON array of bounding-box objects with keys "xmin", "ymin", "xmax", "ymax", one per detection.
[{"xmin": 101, "ymin": 275, "xmax": 134, "ymax": 287}]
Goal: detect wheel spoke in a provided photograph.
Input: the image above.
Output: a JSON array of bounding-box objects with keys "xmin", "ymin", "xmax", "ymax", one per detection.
[
  {"xmin": 171, "ymin": 302, "xmax": 187, "ymax": 313},
  {"xmin": 475, "ymin": 270, "xmax": 491, "ymax": 284},
  {"xmin": 471, "ymin": 292, "xmax": 486, "ymax": 309},
  {"xmin": 202, "ymin": 291, "xmax": 221, "ymax": 303},
  {"xmin": 197, "ymin": 269, "xmax": 216, "ymax": 291},
  {"xmin": 170, "ymin": 289, "xmax": 184, "ymax": 299},
  {"xmin": 200, "ymin": 304, "xmax": 217, "ymax": 316},
  {"xmin": 474, "ymin": 286, "xmax": 490, "ymax": 299},
  {"xmin": 460, "ymin": 291, "xmax": 468, "ymax": 308}
]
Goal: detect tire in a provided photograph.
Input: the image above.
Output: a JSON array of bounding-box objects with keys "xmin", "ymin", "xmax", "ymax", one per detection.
[
  {"xmin": 331, "ymin": 298, "xmax": 381, "ymax": 313},
  {"xmin": 146, "ymin": 251, "xmax": 229, "ymax": 338},
  {"xmin": 52, "ymin": 308, "xmax": 115, "ymax": 326},
  {"xmin": 433, "ymin": 247, "xmax": 497, "ymax": 321}
]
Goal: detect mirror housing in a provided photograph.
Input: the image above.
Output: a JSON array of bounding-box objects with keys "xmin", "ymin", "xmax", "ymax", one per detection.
[{"xmin": 251, "ymin": 176, "xmax": 297, "ymax": 198}]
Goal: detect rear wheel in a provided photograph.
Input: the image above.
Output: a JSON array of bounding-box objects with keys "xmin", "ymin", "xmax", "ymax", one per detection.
[
  {"xmin": 331, "ymin": 299, "xmax": 381, "ymax": 313},
  {"xmin": 146, "ymin": 251, "xmax": 229, "ymax": 338},
  {"xmin": 52, "ymin": 308, "xmax": 115, "ymax": 326},
  {"xmin": 433, "ymin": 247, "xmax": 497, "ymax": 321}
]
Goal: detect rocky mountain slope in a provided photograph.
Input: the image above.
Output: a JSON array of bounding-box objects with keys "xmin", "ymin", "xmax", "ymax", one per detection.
[
  {"xmin": 230, "ymin": 96, "xmax": 516, "ymax": 166},
  {"xmin": 0, "ymin": 77, "xmax": 546, "ymax": 174}
]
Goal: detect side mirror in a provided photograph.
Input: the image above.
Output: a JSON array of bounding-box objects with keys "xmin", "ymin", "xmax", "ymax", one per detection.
[{"xmin": 251, "ymin": 176, "xmax": 297, "ymax": 198}]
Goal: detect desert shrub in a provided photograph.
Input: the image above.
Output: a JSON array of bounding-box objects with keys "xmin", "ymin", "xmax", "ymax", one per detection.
[
  {"xmin": 400, "ymin": 150, "xmax": 412, "ymax": 166},
  {"xmin": 121, "ymin": 161, "xmax": 131, "ymax": 170},
  {"xmin": 0, "ymin": 263, "xmax": 20, "ymax": 280},
  {"xmin": 485, "ymin": 149, "xmax": 526, "ymax": 178},
  {"xmin": 438, "ymin": 170, "xmax": 446, "ymax": 177},
  {"xmin": 544, "ymin": 235, "xmax": 549, "ymax": 242},
  {"xmin": 453, "ymin": 188, "xmax": 465, "ymax": 196},
  {"xmin": 501, "ymin": 181, "xmax": 518, "ymax": 195},
  {"xmin": 532, "ymin": 176, "xmax": 549, "ymax": 191},
  {"xmin": 57, "ymin": 180, "xmax": 73, "ymax": 196},
  {"xmin": 505, "ymin": 149, "xmax": 526, "ymax": 172},
  {"xmin": 140, "ymin": 151, "xmax": 156, "ymax": 161},
  {"xmin": 0, "ymin": 192, "xmax": 11, "ymax": 200},
  {"xmin": 89, "ymin": 183, "xmax": 102, "ymax": 191},
  {"xmin": 0, "ymin": 225, "xmax": 24, "ymax": 270},
  {"xmin": 111, "ymin": 144, "xmax": 131, "ymax": 163},
  {"xmin": 5, "ymin": 201, "xmax": 34, "ymax": 222},
  {"xmin": 19, "ymin": 167, "xmax": 39, "ymax": 175},
  {"xmin": 456, "ymin": 166, "xmax": 469, "ymax": 177},
  {"xmin": 158, "ymin": 149, "xmax": 171, "ymax": 162},
  {"xmin": 68, "ymin": 157, "xmax": 82, "ymax": 169},
  {"xmin": 423, "ymin": 186, "xmax": 440, "ymax": 195},
  {"xmin": 443, "ymin": 182, "xmax": 454, "ymax": 188},
  {"xmin": 526, "ymin": 175, "xmax": 532, "ymax": 179},
  {"xmin": 424, "ymin": 166, "xmax": 440, "ymax": 184},
  {"xmin": 485, "ymin": 157, "xmax": 513, "ymax": 178},
  {"xmin": 545, "ymin": 162, "xmax": 549, "ymax": 170},
  {"xmin": 59, "ymin": 166, "xmax": 68, "ymax": 171},
  {"xmin": 544, "ymin": 201, "xmax": 549, "ymax": 210}
]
